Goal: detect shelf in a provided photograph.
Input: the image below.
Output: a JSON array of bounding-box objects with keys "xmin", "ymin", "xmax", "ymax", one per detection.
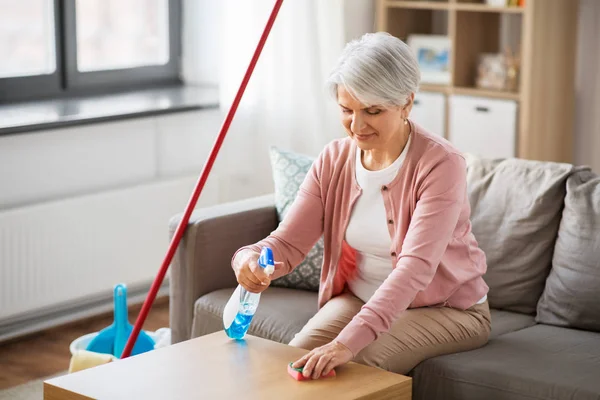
[
  {"xmin": 378, "ymin": 0, "xmax": 578, "ymax": 163},
  {"xmin": 419, "ymin": 84, "xmax": 521, "ymax": 101},
  {"xmin": 420, "ymin": 84, "xmax": 452, "ymax": 94},
  {"xmin": 454, "ymin": 4, "xmax": 524, "ymax": 13},
  {"xmin": 452, "ymin": 87, "xmax": 521, "ymax": 101},
  {"xmin": 385, "ymin": 7, "xmax": 449, "ymax": 42},
  {"xmin": 386, "ymin": 1, "xmax": 524, "ymax": 13},
  {"xmin": 386, "ymin": 1, "xmax": 450, "ymax": 10},
  {"xmin": 453, "ymin": 10, "xmax": 523, "ymax": 89}
]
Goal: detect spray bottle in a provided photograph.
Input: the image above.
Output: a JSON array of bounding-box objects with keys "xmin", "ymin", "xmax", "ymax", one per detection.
[{"xmin": 223, "ymin": 247, "xmax": 274, "ymax": 339}]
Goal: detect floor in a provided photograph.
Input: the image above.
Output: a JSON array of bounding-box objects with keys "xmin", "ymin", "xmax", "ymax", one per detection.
[{"xmin": 0, "ymin": 297, "xmax": 170, "ymax": 390}]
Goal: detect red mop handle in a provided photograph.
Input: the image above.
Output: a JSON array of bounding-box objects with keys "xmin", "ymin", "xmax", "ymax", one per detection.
[{"xmin": 121, "ymin": 0, "xmax": 285, "ymax": 359}]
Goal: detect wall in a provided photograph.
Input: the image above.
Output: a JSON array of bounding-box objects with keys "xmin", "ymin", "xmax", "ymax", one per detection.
[
  {"xmin": 0, "ymin": 110, "xmax": 223, "ymax": 209},
  {"xmin": 344, "ymin": 0, "xmax": 375, "ymax": 41},
  {"xmin": 574, "ymin": 0, "xmax": 600, "ymax": 173},
  {"xmin": 181, "ymin": 0, "xmax": 376, "ymax": 86},
  {"xmin": 0, "ymin": 109, "xmax": 223, "ymax": 340},
  {"xmin": 182, "ymin": 0, "xmax": 220, "ymax": 86}
]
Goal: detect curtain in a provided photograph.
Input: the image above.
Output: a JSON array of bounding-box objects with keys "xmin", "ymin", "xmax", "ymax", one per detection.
[{"xmin": 216, "ymin": 0, "xmax": 374, "ymax": 201}]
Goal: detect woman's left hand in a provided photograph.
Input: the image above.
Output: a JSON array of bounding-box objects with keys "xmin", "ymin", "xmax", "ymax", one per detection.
[{"xmin": 291, "ymin": 340, "xmax": 354, "ymax": 379}]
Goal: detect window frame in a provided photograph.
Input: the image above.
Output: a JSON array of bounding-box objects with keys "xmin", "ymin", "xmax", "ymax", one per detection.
[{"xmin": 0, "ymin": 0, "xmax": 181, "ymax": 104}]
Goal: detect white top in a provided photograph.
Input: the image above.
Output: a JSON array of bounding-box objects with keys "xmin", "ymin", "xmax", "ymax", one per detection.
[
  {"xmin": 344, "ymin": 135, "xmax": 487, "ymax": 305},
  {"xmin": 345, "ymin": 135, "xmax": 412, "ymax": 303}
]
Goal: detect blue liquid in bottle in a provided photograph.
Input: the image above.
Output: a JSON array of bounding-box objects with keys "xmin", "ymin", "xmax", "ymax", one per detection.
[
  {"xmin": 224, "ymin": 291, "xmax": 260, "ymax": 339},
  {"xmin": 225, "ymin": 313, "xmax": 253, "ymax": 339}
]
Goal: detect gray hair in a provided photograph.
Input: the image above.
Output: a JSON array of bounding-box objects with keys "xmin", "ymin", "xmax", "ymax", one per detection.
[{"xmin": 326, "ymin": 32, "xmax": 421, "ymax": 108}]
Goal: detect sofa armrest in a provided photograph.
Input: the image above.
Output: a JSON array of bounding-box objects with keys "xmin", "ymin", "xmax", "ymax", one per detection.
[{"xmin": 168, "ymin": 194, "xmax": 278, "ymax": 344}]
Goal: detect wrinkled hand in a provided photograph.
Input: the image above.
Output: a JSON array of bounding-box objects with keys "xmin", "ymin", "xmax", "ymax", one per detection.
[
  {"xmin": 232, "ymin": 249, "xmax": 283, "ymax": 293},
  {"xmin": 291, "ymin": 340, "xmax": 353, "ymax": 379}
]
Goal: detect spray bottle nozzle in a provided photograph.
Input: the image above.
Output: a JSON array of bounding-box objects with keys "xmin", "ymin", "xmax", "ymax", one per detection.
[{"xmin": 258, "ymin": 247, "xmax": 275, "ymax": 275}]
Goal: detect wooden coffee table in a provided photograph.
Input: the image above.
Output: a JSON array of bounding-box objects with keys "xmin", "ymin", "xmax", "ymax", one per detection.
[{"xmin": 44, "ymin": 332, "xmax": 411, "ymax": 399}]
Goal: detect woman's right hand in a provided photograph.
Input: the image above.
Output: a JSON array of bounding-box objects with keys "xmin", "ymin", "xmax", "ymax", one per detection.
[{"xmin": 232, "ymin": 249, "xmax": 273, "ymax": 294}]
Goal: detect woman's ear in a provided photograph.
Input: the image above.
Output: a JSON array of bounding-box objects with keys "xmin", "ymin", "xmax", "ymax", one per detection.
[{"xmin": 403, "ymin": 93, "xmax": 415, "ymax": 118}]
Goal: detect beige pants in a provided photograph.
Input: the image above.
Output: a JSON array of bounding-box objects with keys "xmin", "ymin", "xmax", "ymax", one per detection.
[{"xmin": 289, "ymin": 293, "xmax": 491, "ymax": 375}]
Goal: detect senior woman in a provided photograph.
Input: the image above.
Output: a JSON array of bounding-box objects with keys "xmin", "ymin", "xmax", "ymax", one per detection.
[{"xmin": 231, "ymin": 32, "xmax": 490, "ymax": 379}]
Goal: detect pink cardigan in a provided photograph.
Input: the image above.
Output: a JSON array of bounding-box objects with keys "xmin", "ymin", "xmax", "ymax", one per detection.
[{"xmin": 233, "ymin": 122, "xmax": 489, "ymax": 356}]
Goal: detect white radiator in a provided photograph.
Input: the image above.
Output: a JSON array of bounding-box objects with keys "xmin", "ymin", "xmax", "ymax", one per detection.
[{"xmin": 0, "ymin": 175, "xmax": 218, "ymax": 342}]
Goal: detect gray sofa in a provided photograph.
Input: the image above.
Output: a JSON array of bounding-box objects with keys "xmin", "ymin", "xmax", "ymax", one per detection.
[{"xmin": 169, "ymin": 157, "xmax": 600, "ymax": 400}]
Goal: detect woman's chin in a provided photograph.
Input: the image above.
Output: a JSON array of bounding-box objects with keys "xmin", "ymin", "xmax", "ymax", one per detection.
[{"xmin": 354, "ymin": 137, "xmax": 376, "ymax": 150}]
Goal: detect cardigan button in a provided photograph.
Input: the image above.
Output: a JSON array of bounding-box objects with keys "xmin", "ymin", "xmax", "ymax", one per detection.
[
  {"xmin": 391, "ymin": 252, "xmax": 397, "ymax": 257},
  {"xmin": 381, "ymin": 185, "xmax": 388, "ymax": 191},
  {"xmin": 388, "ymin": 219, "xmax": 393, "ymax": 224}
]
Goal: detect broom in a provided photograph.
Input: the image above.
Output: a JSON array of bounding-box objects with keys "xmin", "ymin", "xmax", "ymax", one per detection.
[{"xmin": 120, "ymin": 0, "xmax": 285, "ymax": 359}]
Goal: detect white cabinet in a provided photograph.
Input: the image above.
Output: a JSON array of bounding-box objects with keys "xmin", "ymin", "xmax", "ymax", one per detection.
[
  {"xmin": 448, "ymin": 95, "xmax": 517, "ymax": 159},
  {"xmin": 411, "ymin": 91, "xmax": 445, "ymax": 137}
]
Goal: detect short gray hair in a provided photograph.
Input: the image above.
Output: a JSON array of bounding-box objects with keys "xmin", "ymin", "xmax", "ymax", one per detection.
[{"xmin": 326, "ymin": 32, "xmax": 420, "ymax": 107}]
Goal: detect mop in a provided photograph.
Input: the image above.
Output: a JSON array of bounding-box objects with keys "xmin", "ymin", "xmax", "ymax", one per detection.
[{"xmin": 69, "ymin": 0, "xmax": 284, "ymax": 372}]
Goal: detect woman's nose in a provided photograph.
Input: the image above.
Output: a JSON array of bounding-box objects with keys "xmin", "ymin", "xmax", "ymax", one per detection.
[{"xmin": 351, "ymin": 114, "xmax": 365, "ymax": 132}]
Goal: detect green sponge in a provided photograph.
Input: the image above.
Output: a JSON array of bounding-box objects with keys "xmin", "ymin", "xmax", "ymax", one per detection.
[{"xmin": 287, "ymin": 362, "xmax": 336, "ymax": 381}]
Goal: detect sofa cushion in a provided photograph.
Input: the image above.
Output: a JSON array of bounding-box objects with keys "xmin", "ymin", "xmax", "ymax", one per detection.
[
  {"xmin": 191, "ymin": 287, "xmax": 318, "ymax": 344},
  {"xmin": 465, "ymin": 155, "xmax": 575, "ymax": 314},
  {"xmin": 537, "ymin": 169, "xmax": 600, "ymax": 332},
  {"xmin": 268, "ymin": 146, "xmax": 323, "ymax": 291},
  {"xmin": 412, "ymin": 325, "xmax": 600, "ymax": 400},
  {"xmin": 489, "ymin": 309, "xmax": 536, "ymax": 339}
]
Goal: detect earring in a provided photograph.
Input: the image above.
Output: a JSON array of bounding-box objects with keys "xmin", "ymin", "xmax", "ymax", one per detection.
[{"xmin": 404, "ymin": 118, "xmax": 408, "ymax": 125}]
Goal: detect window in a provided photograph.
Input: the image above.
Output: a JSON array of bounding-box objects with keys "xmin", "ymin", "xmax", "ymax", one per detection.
[
  {"xmin": 0, "ymin": 0, "xmax": 181, "ymax": 103},
  {"xmin": 0, "ymin": 0, "xmax": 56, "ymax": 79},
  {"xmin": 75, "ymin": 0, "xmax": 170, "ymax": 72}
]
